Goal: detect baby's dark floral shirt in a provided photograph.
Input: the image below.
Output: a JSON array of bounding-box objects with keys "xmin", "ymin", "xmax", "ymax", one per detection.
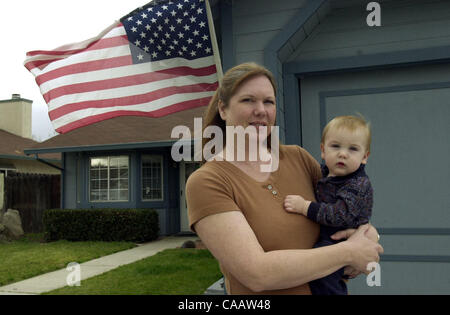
[{"xmin": 307, "ymin": 164, "xmax": 373, "ymax": 234}]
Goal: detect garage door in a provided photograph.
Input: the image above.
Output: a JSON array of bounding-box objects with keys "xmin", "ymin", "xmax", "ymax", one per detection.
[{"xmin": 299, "ymin": 63, "xmax": 450, "ymax": 294}]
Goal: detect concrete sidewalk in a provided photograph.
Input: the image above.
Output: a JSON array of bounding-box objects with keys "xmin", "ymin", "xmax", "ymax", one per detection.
[{"xmin": 0, "ymin": 236, "xmax": 198, "ymax": 295}]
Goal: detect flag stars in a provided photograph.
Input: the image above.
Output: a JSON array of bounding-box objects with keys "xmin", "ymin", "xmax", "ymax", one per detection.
[{"xmin": 123, "ymin": 1, "xmax": 214, "ymax": 62}]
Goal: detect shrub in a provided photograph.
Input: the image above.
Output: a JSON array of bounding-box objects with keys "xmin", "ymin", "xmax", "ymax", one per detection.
[{"xmin": 43, "ymin": 209, "xmax": 159, "ymax": 242}]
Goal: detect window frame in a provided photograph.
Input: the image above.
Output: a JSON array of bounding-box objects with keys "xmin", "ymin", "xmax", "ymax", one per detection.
[
  {"xmin": 88, "ymin": 155, "xmax": 130, "ymax": 203},
  {"xmin": 141, "ymin": 154, "xmax": 164, "ymax": 202}
]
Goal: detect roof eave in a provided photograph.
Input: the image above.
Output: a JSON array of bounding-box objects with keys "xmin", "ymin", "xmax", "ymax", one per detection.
[
  {"xmin": 0, "ymin": 154, "xmax": 61, "ymax": 163},
  {"xmin": 23, "ymin": 139, "xmax": 196, "ymax": 155}
]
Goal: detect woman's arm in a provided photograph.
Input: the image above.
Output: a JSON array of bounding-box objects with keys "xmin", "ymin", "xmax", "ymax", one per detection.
[{"xmin": 195, "ymin": 211, "xmax": 383, "ymax": 292}]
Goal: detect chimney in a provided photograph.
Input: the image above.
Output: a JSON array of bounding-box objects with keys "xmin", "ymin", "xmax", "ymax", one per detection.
[{"xmin": 0, "ymin": 94, "xmax": 33, "ymax": 139}]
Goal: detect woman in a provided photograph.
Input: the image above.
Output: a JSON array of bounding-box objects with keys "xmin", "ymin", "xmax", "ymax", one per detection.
[{"xmin": 186, "ymin": 62, "xmax": 383, "ymax": 295}]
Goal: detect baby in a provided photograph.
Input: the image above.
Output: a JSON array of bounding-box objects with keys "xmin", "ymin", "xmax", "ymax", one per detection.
[{"xmin": 284, "ymin": 115, "xmax": 373, "ymax": 295}]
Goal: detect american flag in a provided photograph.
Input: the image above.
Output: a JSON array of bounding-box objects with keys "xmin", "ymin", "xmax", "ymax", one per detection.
[{"xmin": 24, "ymin": 0, "xmax": 220, "ymax": 134}]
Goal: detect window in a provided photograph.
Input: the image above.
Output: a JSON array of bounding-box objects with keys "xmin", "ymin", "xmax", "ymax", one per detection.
[
  {"xmin": 142, "ymin": 155, "xmax": 163, "ymax": 201},
  {"xmin": 89, "ymin": 156, "xmax": 129, "ymax": 202}
]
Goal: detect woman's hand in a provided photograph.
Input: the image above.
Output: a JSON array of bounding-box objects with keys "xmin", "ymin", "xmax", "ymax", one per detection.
[
  {"xmin": 333, "ymin": 225, "xmax": 381, "ymax": 279},
  {"xmin": 333, "ymin": 224, "xmax": 384, "ymax": 274},
  {"xmin": 331, "ymin": 224, "xmax": 380, "ymax": 243}
]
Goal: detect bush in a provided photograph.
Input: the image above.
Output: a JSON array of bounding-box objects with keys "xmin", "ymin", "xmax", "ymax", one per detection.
[{"xmin": 43, "ymin": 209, "xmax": 159, "ymax": 242}]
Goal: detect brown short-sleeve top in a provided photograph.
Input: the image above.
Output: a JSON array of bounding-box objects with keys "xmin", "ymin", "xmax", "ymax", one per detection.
[{"xmin": 186, "ymin": 145, "xmax": 321, "ymax": 295}]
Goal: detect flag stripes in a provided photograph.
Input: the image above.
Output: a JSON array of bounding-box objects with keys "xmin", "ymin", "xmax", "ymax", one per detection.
[{"xmin": 24, "ymin": 0, "xmax": 219, "ymax": 134}]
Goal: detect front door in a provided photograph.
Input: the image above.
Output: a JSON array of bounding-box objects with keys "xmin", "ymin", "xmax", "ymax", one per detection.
[{"xmin": 179, "ymin": 161, "xmax": 201, "ymax": 233}]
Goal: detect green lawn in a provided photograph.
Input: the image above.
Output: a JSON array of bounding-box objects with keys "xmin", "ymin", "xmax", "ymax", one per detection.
[
  {"xmin": 0, "ymin": 234, "xmax": 136, "ymax": 286},
  {"xmin": 45, "ymin": 248, "xmax": 223, "ymax": 295}
]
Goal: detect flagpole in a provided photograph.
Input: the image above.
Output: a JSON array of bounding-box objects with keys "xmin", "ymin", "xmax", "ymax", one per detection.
[{"xmin": 205, "ymin": 0, "xmax": 223, "ymax": 82}]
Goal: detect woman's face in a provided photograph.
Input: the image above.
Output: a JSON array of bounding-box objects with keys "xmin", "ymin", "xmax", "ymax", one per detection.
[{"xmin": 218, "ymin": 75, "xmax": 276, "ymax": 136}]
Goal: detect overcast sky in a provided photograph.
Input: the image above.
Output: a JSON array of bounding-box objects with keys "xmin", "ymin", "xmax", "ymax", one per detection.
[{"xmin": 1, "ymin": 0, "xmax": 151, "ymax": 142}]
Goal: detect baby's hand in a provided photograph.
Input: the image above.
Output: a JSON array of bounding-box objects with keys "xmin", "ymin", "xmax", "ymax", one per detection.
[{"xmin": 284, "ymin": 195, "xmax": 310, "ymax": 216}]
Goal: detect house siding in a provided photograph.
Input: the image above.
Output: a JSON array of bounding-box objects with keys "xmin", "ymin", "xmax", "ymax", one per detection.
[
  {"xmin": 233, "ymin": 0, "xmax": 307, "ymax": 66},
  {"xmin": 288, "ymin": 0, "xmax": 450, "ymax": 62},
  {"xmin": 63, "ymin": 152, "xmax": 77, "ymax": 209},
  {"xmin": 232, "ymin": 0, "xmax": 309, "ymax": 143}
]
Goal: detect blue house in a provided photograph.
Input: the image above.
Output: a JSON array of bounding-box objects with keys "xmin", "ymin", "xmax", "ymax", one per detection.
[
  {"xmin": 24, "ymin": 112, "xmax": 204, "ymax": 236},
  {"xmin": 26, "ymin": 0, "xmax": 450, "ymax": 294}
]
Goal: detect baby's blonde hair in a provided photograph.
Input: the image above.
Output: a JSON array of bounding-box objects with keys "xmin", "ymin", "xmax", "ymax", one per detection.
[{"xmin": 321, "ymin": 115, "xmax": 372, "ymax": 152}]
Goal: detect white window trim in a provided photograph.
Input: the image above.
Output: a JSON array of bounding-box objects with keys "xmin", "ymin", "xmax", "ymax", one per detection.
[{"xmin": 89, "ymin": 155, "xmax": 129, "ymax": 203}]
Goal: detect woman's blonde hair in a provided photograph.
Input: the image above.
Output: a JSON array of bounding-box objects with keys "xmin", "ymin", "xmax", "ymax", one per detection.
[
  {"xmin": 321, "ymin": 115, "xmax": 372, "ymax": 152},
  {"xmin": 201, "ymin": 62, "xmax": 277, "ymax": 162}
]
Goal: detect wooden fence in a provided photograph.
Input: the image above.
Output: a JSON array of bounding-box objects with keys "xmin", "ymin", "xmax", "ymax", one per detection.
[{"xmin": 3, "ymin": 173, "xmax": 61, "ymax": 233}]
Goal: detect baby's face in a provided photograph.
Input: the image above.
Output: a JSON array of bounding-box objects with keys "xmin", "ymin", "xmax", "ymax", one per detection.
[{"xmin": 321, "ymin": 128, "xmax": 369, "ymax": 177}]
